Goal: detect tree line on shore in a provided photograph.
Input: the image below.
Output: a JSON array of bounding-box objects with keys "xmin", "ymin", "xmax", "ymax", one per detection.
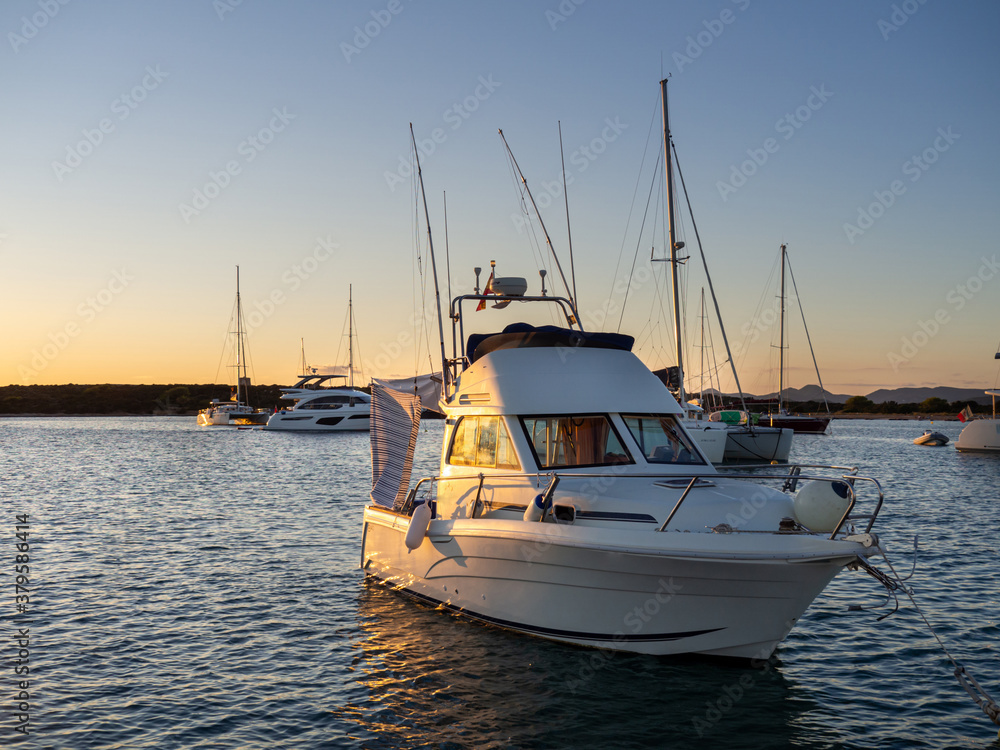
[
  {"xmin": 0, "ymin": 384, "xmax": 989, "ymax": 417},
  {"xmin": 0, "ymin": 384, "xmax": 287, "ymax": 415}
]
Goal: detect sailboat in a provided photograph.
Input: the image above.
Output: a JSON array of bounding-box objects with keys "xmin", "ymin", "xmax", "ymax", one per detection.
[
  {"xmin": 655, "ymin": 80, "xmax": 792, "ymax": 462},
  {"xmin": 955, "ymin": 349, "xmax": 1000, "ymax": 452},
  {"xmin": 759, "ymin": 244, "xmax": 832, "ymax": 434},
  {"xmin": 197, "ymin": 267, "xmax": 268, "ymax": 426},
  {"xmin": 264, "ymin": 286, "xmax": 371, "ymax": 432}
]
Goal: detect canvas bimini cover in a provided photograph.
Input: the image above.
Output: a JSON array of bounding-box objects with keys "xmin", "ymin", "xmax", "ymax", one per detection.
[{"xmin": 369, "ymin": 384, "xmax": 422, "ymax": 510}]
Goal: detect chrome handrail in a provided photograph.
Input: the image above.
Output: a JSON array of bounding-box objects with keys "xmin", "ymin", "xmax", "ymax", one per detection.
[{"xmin": 393, "ymin": 463, "xmax": 885, "ymax": 539}]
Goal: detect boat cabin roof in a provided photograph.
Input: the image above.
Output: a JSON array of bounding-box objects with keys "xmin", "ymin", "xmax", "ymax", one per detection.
[
  {"xmin": 466, "ymin": 323, "xmax": 634, "ymax": 364},
  {"xmin": 452, "ymin": 332, "xmax": 680, "ymax": 416}
]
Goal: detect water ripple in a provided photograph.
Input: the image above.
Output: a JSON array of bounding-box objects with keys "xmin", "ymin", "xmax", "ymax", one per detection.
[{"xmin": 1, "ymin": 417, "xmax": 998, "ymax": 748}]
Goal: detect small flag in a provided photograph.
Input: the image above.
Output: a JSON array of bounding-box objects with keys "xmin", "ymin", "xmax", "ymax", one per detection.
[
  {"xmin": 958, "ymin": 405, "xmax": 973, "ymax": 422},
  {"xmin": 476, "ymin": 272, "xmax": 494, "ymax": 311}
]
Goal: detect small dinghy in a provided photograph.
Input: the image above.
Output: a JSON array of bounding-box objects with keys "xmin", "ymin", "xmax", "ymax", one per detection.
[{"xmin": 914, "ymin": 430, "xmax": 949, "ymax": 446}]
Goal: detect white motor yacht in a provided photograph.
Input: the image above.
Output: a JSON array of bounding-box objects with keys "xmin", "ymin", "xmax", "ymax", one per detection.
[
  {"xmin": 362, "ymin": 304, "xmax": 885, "ymax": 659},
  {"xmin": 362, "ymin": 100, "xmax": 888, "ymax": 660},
  {"xmin": 264, "ymin": 371, "xmax": 370, "ymax": 432},
  {"xmin": 265, "ymin": 287, "xmax": 371, "ymax": 432},
  {"xmin": 956, "ymin": 389, "xmax": 1000, "ymax": 453}
]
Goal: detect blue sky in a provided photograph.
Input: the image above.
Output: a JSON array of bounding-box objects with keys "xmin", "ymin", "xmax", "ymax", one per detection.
[{"xmin": 2, "ymin": 0, "xmax": 999, "ymax": 395}]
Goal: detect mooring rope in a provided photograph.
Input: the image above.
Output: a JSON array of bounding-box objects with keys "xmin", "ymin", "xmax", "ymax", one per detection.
[{"xmin": 861, "ymin": 543, "xmax": 1000, "ymax": 727}]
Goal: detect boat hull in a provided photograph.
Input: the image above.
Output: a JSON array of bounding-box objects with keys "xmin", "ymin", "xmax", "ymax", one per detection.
[
  {"xmin": 681, "ymin": 422, "xmax": 728, "ymax": 464},
  {"xmin": 955, "ymin": 419, "xmax": 1000, "ymax": 453},
  {"xmin": 196, "ymin": 410, "xmax": 228, "ymax": 426},
  {"xmin": 361, "ymin": 508, "xmax": 861, "ymax": 659},
  {"xmin": 723, "ymin": 426, "xmax": 794, "ymax": 462},
  {"xmin": 763, "ymin": 415, "xmax": 830, "ymax": 434},
  {"xmin": 264, "ymin": 411, "xmax": 370, "ymax": 431}
]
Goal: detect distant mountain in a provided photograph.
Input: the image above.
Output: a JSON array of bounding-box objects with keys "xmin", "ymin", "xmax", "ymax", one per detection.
[
  {"xmin": 864, "ymin": 386, "xmax": 994, "ymax": 405},
  {"xmin": 756, "ymin": 384, "xmax": 852, "ymax": 404},
  {"xmin": 691, "ymin": 384, "xmax": 993, "ymax": 406}
]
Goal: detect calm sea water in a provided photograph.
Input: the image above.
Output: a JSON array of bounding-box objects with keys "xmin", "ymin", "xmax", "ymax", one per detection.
[{"xmin": 2, "ymin": 417, "xmax": 999, "ymax": 749}]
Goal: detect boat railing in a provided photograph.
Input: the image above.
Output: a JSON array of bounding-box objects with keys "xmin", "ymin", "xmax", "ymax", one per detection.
[
  {"xmin": 447, "ymin": 293, "xmax": 578, "ymax": 380},
  {"xmin": 397, "ymin": 463, "xmax": 883, "ymax": 540}
]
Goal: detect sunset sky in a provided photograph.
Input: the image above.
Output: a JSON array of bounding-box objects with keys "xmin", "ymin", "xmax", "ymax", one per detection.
[{"xmin": 2, "ymin": 0, "xmax": 999, "ymax": 396}]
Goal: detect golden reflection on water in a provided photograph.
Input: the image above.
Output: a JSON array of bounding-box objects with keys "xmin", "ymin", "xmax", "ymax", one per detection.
[{"xmin": 335, "ymin": 580, "xmax": 833, "ymax": 750}]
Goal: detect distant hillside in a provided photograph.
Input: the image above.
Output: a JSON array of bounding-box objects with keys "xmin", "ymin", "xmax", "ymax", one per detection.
[
  {"xmin": 756, "ymin": 384, "xmax": 852, "ymax": 404},
  {"xmin": 0, "ymin": 384, "xmax": 286, "ymax": 415},
  {"xmin": 864, "ymin": 386, "xmax": 994, "ymax": 405},
  {"xmin": 701, "ymin": 384, "xmax": 993, "ymax": 406}
]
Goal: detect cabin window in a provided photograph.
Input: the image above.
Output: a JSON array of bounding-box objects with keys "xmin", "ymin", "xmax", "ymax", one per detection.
[
  {"xmin": 520, "ymin": 415, "xmax": 632, "ymax": 469},
  {"xmin": 621, "ymin": 415, "xmax": 706, "ymax": 465},
  {"xmin": 447, "ymin": 416, "xmax": 521, "ymax": 470},
  {"xmin": 299, "ymin": 395, "xmax": 352, "ymax": 410}
]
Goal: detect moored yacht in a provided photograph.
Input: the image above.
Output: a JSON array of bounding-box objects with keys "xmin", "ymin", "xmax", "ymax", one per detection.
[
  {"xmin": 264, "ymin": 370, "xmax": 371, "ymax": 432},
  {"xmin": 362, "ymin": 290, "xmax": 885, "ymax": 659},
  {"xmin": 956, "ymin": 389, "xmax": 1000, "ymax": 453},
  {"xmin": 265, "ymin": 287, "xmax": 371, "ymax": 432},
  {"xmin": 197, "ymin": 266, "xmax": 269, "ymax": 426},
  {"xmin": 361, "ymin": 103, "xmax": 888, "ymax": 660},
  {"xmin": 648, "ymin": 79, "xmax": 792, "ymax": 463}
]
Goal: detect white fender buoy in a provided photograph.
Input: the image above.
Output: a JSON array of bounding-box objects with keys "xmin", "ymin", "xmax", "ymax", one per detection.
[
  {"xmin": 405, "ymin": 501, "xmax": 432, "ymax": 550},
  {"xmin": 523, "ymin": 494, "xmax": 545, "ymax": 523},
  {"xmin": 793, "ymin": 481, "xmax": 851, "ymax": 532}
]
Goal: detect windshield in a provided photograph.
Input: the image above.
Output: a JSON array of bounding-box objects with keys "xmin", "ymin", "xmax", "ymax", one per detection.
[
  {"xmin": 520, "ymin": 415, "xmax": 633, "ymax": 469},
  {"xmin": 621, "ymin": 415, "xmax": 706, "ymax": 465}
]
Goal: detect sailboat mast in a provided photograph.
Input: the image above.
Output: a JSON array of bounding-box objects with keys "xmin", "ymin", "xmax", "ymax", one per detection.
[
  {"xmin": 348, "ymin": 284, "xmax": 354, "ymax": 389},
  {"xmin": 236, "ymin": 265, "xmax": 246, "ymax": 403},
  {"xmin": 498, "ymin": 129, "xmax": 579, "ymax": 326},
  {"xmin": 409, "ymin": 124, "xmax": 449, "ymax": 400},
  {"xmin": 699, "ymin": 288, "xmax": 706, "ymax": 401},
  {"xmin": 778, "ymin": 243, "xmax": 787, "ymax": 413},
  {"xmin": 661, "ymin": 78, "xmax": 685, "ymax": 406}
]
